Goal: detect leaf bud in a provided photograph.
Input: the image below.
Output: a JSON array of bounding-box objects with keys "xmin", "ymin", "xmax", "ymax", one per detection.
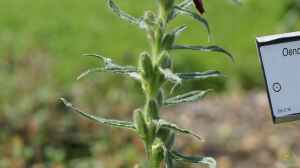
[
  {"xmin": 139, "ymin": 52, "xmax": 154, "ymax": 80},
  {"xmin": 157, "ymin": 128, "xmax": 175, "ymax": 149},
  {"xmin": 156, "ymin": 89, "xmax": 164, "ymax": 106},
  {"xmin": 159, "ymin": 0, "xmax": 175, "ymax": 13},
  {"xmin": 145, "ymin": 99, "xmax": 159, "ymax": 120},
  {"xmin": 151, "ymin": 138, "xmax": 164, "ymax": 164},
  {"xmin": 133, "ymin": 109, "xmax": 148, "ymax": 140},
  {"xmin": 144, "ymin": 11, "xmax": 156, "ymax": 27},
  {"xmin": 161, "ymin": 33, "xmax": 175, "ymax": 50},
  {"xmin": 158, "ymin": 51, "xmax": 172, "ymax": 69}
]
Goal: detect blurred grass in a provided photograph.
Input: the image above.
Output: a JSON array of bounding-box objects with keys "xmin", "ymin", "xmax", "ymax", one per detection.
[
  {"xmin": 0, "ymin": 0, "xmax": 299, "ymax": 167},
  {"xmin": 0, "ymin": 0, "xmax": 291, "ymax": 89}
]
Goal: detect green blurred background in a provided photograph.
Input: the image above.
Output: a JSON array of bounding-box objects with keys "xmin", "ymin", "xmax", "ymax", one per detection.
[{"xmin": 1, "ymin": 0, "xmax": 300, "ymax": 167}]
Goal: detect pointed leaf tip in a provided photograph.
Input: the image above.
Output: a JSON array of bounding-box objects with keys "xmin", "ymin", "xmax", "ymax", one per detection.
[
  {"xmin": 168, "ymin": 0, "xmax": 193, "ymax": 22},
  {"xmin": 177, "ymin": 70, "xmax": 224, "ymax": 80},
  {"xmin": 59, "ymin": 98, "xmax": 136, "ymax": 130},
  {"xmin": 82, "ymin": 53, "xmax": 140, "ymax": 80},
  {"xmin": 164, "ymin": 90, "xmax": 212, "ymax": 106},
  {"xmin": 76, "ymin": 68, "xmax": 103, "ymax": 80},
  {"xmin": 160, "ymin": 68, "xmax": 182, "ymax": 85},
  {"xmin": 107, "ymin": 0, "xmax": 145, "ymax": 30},
  {"xmin": 172, "ymin": 45, "xmax": 234, "ymax": 62},
  {"xmin": 171, "ymin": 151, "xmax": 217, "ymax": 168},
  {"xmin": 60, "ymin": 98, "xmax": 72, "ymax": 107},
  {"xmin": 174, "ymin": 6, "xmax": 210, "ymax": 36},
  {"xmin": 156, "ymin": 119, "xmax": 204, "ymax": 142}
]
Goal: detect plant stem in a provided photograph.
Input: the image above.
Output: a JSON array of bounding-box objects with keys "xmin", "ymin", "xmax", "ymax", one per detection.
[
  {"xmin": 141, "ymin": 2, "xmax": 172, "ymax": 167},
  {"xmin": 145, "ymin": 16, "xmax": 166, "ymax": 168}
]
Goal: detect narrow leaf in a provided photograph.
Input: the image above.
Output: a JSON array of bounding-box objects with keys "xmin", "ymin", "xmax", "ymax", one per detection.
[
  {"xmin": 60, "ymin": 98, "xmax": 136, "ymax": 130},
  {"xmin": 164, "ymin": 90, "xmax": 211, "ymax": 106},
  {"xmin": 172, "ymin": 45, "xmax": 234, "ymax": 62},
  {"xmin": 173, "ymin": 6, "xmax": 210, "ymax": 36},
  {"xmin": 170, "ymin": 25, "xmax": 188, "ymax": 37},
  {"xmin": 77, "ymin": 68, "xmax": 103, "ymax": 80},
  {"xmin": 177, "ymin": 70, "xmax": 223, "ymax": 80},
  {"xmin": 133, "ymin": 109, "xmax": 148, "ymax": 139},
  {"xmin": 170, "ymin": 151, "xmax": 217, "ymax": 168},
  {"xmin": 85, "ymin": 54, "xmax": 137, "ymax": 72},
  {"xmin": 170, "ymin": 83, "xmax": 180, "ymax": 95},
  {"xmin": 179, "ymin": 0, "xmax": 194, "ymax": 9},
  {"xmin": 83, "ymin": 54, "xmax": 141, "ymax": 80},
  {"xmin": 156, "ymin": 119, "xmax": 203, "ymax": 142},
  {"xmin": 165, "ymin": 154, "xmax": 173, "ymax": 168},
  {"xmin": 161, "ymin": 145, "xmax": 173, "ymax": 168},
  {"xmin": 168, "ymin": 0, "xmax": 193, "ymax": 21},
  {"xmin": 159, "ymin": 68, "xmax": 182, "ymax": 85},
  {"xmin": 107, "ymin": 0, "xmax": 145, "ymax": 29}
]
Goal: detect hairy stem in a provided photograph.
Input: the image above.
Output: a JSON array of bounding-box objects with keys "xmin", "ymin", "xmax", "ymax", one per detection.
[{"xmin": 143, "ymin": 4, "xmax": 168, "ymax": 168}]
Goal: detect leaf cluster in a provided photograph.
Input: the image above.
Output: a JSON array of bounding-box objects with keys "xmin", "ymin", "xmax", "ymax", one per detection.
[{"xmin": 60, "ymin": 0, "xmax": 236, "ymax": 167}]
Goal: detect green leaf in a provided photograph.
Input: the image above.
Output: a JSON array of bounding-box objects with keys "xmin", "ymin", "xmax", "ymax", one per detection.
[
  {"xmin": 170, "ymin": 25, "xmax": 188, "ymax": 38},
  {"xmin": 168, "ymin": 0, "xmax": 193, "ymax": 21},
  {"xmin": 173, "ymin": 6, "xmax": 210, "ymax": 37},
  {"xmin": 159, "ymin": 68, "xmax": 182, "ymax": 85},
  {"xmin": 107, "ymin": 0, "xmax": 145, "ymax": 29},
  {"xmin": 164, "ymin": 90, "xmax": 211, "ymax": 106},
  {"xmin": 76, "ymin": 68, "xmax": 103, "ymax": 80},
  {"xmin": 155, "ymin": 119, "xmax": 203, "ymax": 142},
  {"xmin": 157, "ymin": 128, "xmax": 175, "ymax": 149},
  {"xmin": 158, "ymin": 51, "xmax": 172, "ymax": 69},
  {"xmin": 84, "ymin": 54, "xmax": 137, "ymax": 72},
  {"xmin": 151, "ymin": 138, "xmax": 165, "ymax": 167},
  {"xmin": 159, "ymin": 68, "xmax": 182, "ymax": 94},
  {"xmin": 161, "ymin": 33, "xmax": 175, "ymax": 50},
  {"xmin": 159, "ymin": 141, "xmax": 170, "ymax": 168},
  {"xmin": 83, "ymin": 54, "xmax": 141, "ymax": 80},
  {"xmin": 172, "ymin": 45, "xmax": 234, "ymax": 62},
  {"xmin": 133, "ymin": 109, "xmax": 148, "ymax": 139},
  {"xmin": 170, "ymin": 151, "xmax": 217, "ymax": 168},
  {"xmin": 178, "ymin": 0, "xmax": 193, "ymax": 9},
  {"xmin": 139, "ymin": 52, "xmax": 154, "ymax": 80},
  {"xmin": 144, "ymin": 99, "xmax": 159, "ymax": 120},
  {"xmin": 177, "ymin": 70, "xmax": 224, "ymax": 80},
  {"xmin": 162, "ymin": 146, "xmax": 173, "ymax": 168},
  {"xmin": 60, "ymin": 98, "xmax": 136, "ymax": 130},
  {"xmin": 165, "ymin": 153, "xmax": 173, "ymax": 168}
]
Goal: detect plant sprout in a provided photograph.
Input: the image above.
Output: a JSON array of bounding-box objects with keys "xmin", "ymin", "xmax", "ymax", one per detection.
[{"xmin": 60, "ymin": 0, "xmax": 236, "ymax": 167}]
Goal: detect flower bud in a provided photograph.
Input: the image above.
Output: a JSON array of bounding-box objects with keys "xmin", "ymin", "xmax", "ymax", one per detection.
[
  {"xmin": 139, "ymin": 52, "xmax": 154, "ymax": 80},
  {"xmin": 193, "ymin": 0, "xmax": 205, "ymax": 14}
]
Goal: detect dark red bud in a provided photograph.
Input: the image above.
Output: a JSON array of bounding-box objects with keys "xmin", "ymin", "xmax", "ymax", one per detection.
[{"xmin": 193, "ymin": 0, "xmax": 205, "ymax": 14}]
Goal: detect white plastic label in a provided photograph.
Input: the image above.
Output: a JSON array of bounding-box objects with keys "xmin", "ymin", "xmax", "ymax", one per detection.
[{"xmin": 257, "ymin": 32, "xmax": 300, "ymax": 123}]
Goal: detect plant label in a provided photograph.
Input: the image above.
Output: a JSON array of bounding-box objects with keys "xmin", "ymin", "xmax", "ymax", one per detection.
[{"xmin": 256, "ymin": 31, "xmax": 300, "ymax": 123}]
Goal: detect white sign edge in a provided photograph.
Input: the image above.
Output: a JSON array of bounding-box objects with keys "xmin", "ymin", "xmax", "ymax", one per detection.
[{"xmin": 256, "ymin": 32, "xmax": 300, "ymax": 124}]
